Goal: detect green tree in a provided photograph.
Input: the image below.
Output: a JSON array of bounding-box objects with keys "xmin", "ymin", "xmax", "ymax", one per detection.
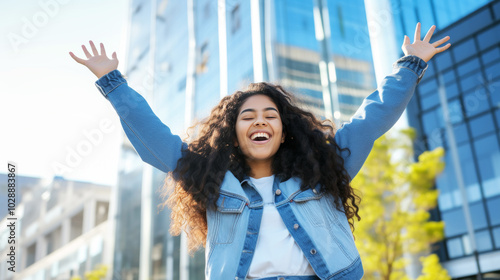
[{"xmin": 351, "ymin": 128, "xmax": 450, "ymax": 280}]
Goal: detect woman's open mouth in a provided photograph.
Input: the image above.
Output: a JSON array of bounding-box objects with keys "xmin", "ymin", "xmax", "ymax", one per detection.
[{"xmin": 250, "ymin": 132, "xmax": 271, "ymax": 144}]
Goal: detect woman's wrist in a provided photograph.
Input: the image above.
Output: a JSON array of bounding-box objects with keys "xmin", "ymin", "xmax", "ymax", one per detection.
[
  {"xmin": 96, "ymin": 69, "xmax": 118, "ymax": 79},
  {"xmin": 95, "ymin": 69, "xmax": 126, "ymax": 97},
  {"xmin": 394, "ymin": 55, "xmax": 429, "ymax": 83}
]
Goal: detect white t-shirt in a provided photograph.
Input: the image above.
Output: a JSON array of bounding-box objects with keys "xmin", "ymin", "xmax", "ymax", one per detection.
[{"xmin": 247, "ymin": 175, "xmax": 316, "ymax": 278}]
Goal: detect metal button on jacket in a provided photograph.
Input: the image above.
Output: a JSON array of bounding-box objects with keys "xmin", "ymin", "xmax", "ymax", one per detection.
[
  {"xmin": 312, "ymin": 189, "xmax": 318, "ymax": 194},
  {"xmin": 275, "ymin": 189, "xmax": 282, "ymax": 195},
  {"xmin": 294, "ymin": 223, "xmax": 299, "ymax": 230},
  {"xmin": 310, "ymin": 248, "xmax": 317, "ymax": 255}
]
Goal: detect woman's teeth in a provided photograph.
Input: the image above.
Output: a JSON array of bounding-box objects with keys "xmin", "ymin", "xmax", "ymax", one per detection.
[{"xmin": 251, "ymin": 132, "xmax": 270, "ymax": 140}]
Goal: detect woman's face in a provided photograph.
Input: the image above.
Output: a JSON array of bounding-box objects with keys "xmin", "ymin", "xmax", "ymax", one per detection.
[{"xmin": 235, "ymin": 94, "xmax": 284, "ymax": 164}]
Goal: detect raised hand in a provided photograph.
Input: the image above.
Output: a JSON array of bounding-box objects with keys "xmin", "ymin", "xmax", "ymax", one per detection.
[
  {"xmin": 402, "ymin": 22, "xmax": 451, "ymax": 63},
  {"xmin": 69, "ymin": 41, "xmax": 118, "ymax": 79}
]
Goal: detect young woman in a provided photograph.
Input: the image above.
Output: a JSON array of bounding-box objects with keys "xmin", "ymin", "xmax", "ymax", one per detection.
[{"xmin": 70, "ymin": 23, "xmax": 450, "ymax": 280}]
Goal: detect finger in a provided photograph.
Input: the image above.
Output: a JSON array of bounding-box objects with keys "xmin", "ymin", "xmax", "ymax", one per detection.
[
  {"xmin": 403, "ymin": 35, "xmax": 410, "ymax": 46},
  {"xmin": 436, "ymin": 43, "xmax": 451, "ymax": 53},
  {"xmin": 423, "ymin": 25, "xmax": 435, "ymax": 42},
  {"xmin": 432, "ymin": 36, "xmax": 451, "ymax": 47},
  {"xmin": 69, "ymin": 52, "xmax": 86, "ymax": 65},
  {"xmin": 82, "ymin": 45, "xmax": 92, "ymax": 58},
  {"xmin": 112, "ymin": 52, "xmax": 117, "ymax": 59},
  {"xmin": 100, "ymin": 43, "xmax": 107, "ymax": 57},
  {"xmin": 414, "ymin": 22, "xmax": 421, "ymax": 42},
  {"xmin": 89, "ymin": 40, "xmax": 99, "ymax": 56}
]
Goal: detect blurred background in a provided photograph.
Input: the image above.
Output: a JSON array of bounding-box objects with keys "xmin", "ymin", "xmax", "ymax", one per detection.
[{"xmin": 1, "ymin": 0, "xmax": 499, "ymax": 279}]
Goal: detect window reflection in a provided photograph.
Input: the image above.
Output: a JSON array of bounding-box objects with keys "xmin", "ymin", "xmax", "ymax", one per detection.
[
  {"xmin": 473, "ymin": 134, "xmax": 500, "ymax": 197},
  {"xmin": 486, "ymin": 197, "xmax": 500, "ymax": 226},
  {"xmin": 493, "ymin": 227, "xmax": 500, "ymax": 249},
  {"xmin": 469, "ymin": 113, "xmax": 495, "ymax": 138},
  {"xmin": 442, "ymin": 208, "xmax": 468, "ymax": 236},
  {"xmin": 447, "ymin": 237, "xmax": 464, "ymax": 258},
  {"xmin": 231, "ymin": 4, "xmax": 241, "ymax": 34},
  {"xmin": 464, "ymin": 88, "xmax": 490, "ymax": 117},
  {"xmin": 476, "ymin": 230, "xmax": 493, "ymax": 252}
]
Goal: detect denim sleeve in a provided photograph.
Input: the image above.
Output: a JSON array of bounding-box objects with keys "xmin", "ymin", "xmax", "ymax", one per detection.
[
  {"xmin": 334, "ymin": 55, "xmax": 428, "ymax": 180},
  {"xmin": 95, "ymin": 69, "xmax": 187, "ymax": 173}
]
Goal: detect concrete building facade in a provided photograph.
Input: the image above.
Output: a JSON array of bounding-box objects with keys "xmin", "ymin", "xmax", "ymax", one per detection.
[{"xmin": 0, "ymin": 176, "xmax": 112, "ymax": 280}]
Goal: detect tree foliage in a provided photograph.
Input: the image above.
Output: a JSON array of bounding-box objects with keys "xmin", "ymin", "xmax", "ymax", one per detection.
[
  {"xmin": 70, "ymin": 264, "xmax": 108, "ymax": 280},
  {"xmin": 417, "ymin": 254, "xmax": 453, "ymax": 280},
  {"xmin": 351, "ymin": 128, "xmax": 451, "ymax": 280}
]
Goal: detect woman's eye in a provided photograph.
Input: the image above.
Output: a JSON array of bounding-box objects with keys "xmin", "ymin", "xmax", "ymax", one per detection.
[
  {"xmin": 267, "ymin": 116, "xmax": 276, "ymax": 119},
  {"xmin": 242, "ymin": 118, "xmax": 253, "ymax": 120}
]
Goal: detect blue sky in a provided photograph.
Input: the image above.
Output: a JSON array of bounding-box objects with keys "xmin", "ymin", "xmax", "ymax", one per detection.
[{"xmin": 1, "ymin": 0, "xmax": 129, "ymax": 186}]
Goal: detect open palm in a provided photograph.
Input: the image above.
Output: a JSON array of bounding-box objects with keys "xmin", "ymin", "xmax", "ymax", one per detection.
[
  {"xmin": 69, "ymin": 41, "xmax": 118, "ymax": 79},
  {"xmin": 402, "ymin": 23, "xmax": 451, "ymax": 62}
]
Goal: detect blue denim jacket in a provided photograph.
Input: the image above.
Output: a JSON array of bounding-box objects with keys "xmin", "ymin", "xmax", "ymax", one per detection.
[{"xmin": 95, "ymin": 56, "xmax": 427, "ymax": 280}]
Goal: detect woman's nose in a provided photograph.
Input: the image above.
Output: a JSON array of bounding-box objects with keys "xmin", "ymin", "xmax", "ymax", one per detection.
[{"xmin": 254, "ymin": 117, "xmax": 267, "ymax": 126}]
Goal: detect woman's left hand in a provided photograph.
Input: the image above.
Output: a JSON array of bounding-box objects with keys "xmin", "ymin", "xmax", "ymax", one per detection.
[{"xmin": 402, "ymin": 22, "xmax": 451, "ymax": 63}]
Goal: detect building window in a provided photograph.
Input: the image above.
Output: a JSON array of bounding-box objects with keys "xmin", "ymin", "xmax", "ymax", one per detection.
[
  {"xmin": 487, "ymin": 197, "xmax": 500, "ymax": 226},
  {"xmin": 133, "ymin": 4, "xmax": 142, "ymax": 15},
  {"xmin": 46, "ymin": 226, "xmax": 62, "ymax": 255},
  {"xmin": 201, "ymin": 42, "xmax": 208, "ymax": 57},
  {"xmin": 95, "ymin": 201, "xmax": 109, "ymax": 226},
  {"xmin": 197, "ymin": 42, "xmax": 209, "ymax": 73},
  {"xmin": 25, "ymin": 243, "xmax": 36, "ymax": 268},
  {"xmin": 337, "ymin": 5, "xmax": 345, "ymax": 38},
  {"xmin": 493, "ymin": 226, "xmax": 500, "ymax": 249},
  {"xmin": 46, "ymin": 183, "xmax": 61, "ymax": 211},
  {"xmin": 475, "ymin": 229, "xmax": 493, "ymax": 252},
  {"xmin": 178, "ymin": 76, "xmax": 186, "ymax": 91},
  {"xmin": 447, "ymin": 237, "xmax": 464, "ymax": 258},
  {"xmin": 231, "ymin": 4, "xmax": 241, "ymax": 34},
  {"xmin": 70, "ymin": 210, "xmax": 84, "ymax": 241},
  {"xmin": 204, "ymin": 1, "xmax": 211, "ymax": 20},
  {"xmin": 469, "ymin": 113, "xmax": 495, "ymax": 138}
]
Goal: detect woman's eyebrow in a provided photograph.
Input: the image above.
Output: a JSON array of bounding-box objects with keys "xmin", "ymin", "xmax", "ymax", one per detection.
[{"xmin": 240, "ymin": 107, "xmax": 279, "ymax": 115}]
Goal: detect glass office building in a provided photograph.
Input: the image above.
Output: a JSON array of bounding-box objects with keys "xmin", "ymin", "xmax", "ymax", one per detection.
[
  {"xmin": 112, "ymin": 0, "xmax": 377, "ymax": 279},
  {"xmin": 390, "ymin": 0, "xmax": 493, "ymax": 42},
  {"xmin": 402, "ymin": 1, "xmax": 500, "ymax": 278},
  {"xmin": 271, "ymin": 0, "xmax": 376, "ymax": 121}
]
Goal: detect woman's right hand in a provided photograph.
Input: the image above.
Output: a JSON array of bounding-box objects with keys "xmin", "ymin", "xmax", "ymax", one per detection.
[{"xmin": 69, "ymin": 40, "xmax": 119, "ymax": 79}]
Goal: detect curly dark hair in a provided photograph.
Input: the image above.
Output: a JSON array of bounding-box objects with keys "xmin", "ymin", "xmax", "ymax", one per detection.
[{"xmin": 161, "ymin": 82, "xmax": 360, "ymax": 253}]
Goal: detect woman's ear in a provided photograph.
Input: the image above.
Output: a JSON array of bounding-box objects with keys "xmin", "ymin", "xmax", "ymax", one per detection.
[
  {"xmin": 281, "ymin": 133, "xmax": 285, "ymax": 143},
  {"xmin": 234, "ymin": 139, "xmax": 239, "ymax": 147}
]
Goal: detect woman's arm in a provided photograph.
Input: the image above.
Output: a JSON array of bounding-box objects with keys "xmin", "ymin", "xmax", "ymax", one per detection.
[
  {"xmin": 70, "ymin": 41, "xmax": 186, "ymax": 173},
  {"xmin": 334, "ymin": 56, "xmax": 426, "ymax": 179},
  {"xmin": 334, "ymin": 23, "xmax": 450, "ymax": 180},
  {"xmin": 96, "ymin": 70, "xmax": 187, "ymax": 173}
]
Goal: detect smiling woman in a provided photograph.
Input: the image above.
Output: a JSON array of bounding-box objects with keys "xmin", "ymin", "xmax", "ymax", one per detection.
[
  {"xmin": 70, "ymin": 22, "xmax": 450, "ymax": 280},
  {"xmin": 235, "ymin": 94, "xmax": 285, "ymax": 177},
  {"xmin": 163, "ymin": 81, "xmax": 355, "ymax": 279}
]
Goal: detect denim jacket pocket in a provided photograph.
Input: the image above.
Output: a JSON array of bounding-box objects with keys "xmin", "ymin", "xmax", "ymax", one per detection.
[
  {"xmin": 209, "ymin": 194, "xmax": 246, "ymax": 244},
  {"xmin": 292, "ymin": 187, "xmax": 323, "ymax": 202},
  {"xmin": 293, "ymin": 188, "xmax": 325, "ymax": 226}
]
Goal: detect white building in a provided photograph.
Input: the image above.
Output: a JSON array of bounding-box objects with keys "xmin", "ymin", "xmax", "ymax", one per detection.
[{"xmin": 0, "ymin": 176, "xmax": 113, "ymax": 280}]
